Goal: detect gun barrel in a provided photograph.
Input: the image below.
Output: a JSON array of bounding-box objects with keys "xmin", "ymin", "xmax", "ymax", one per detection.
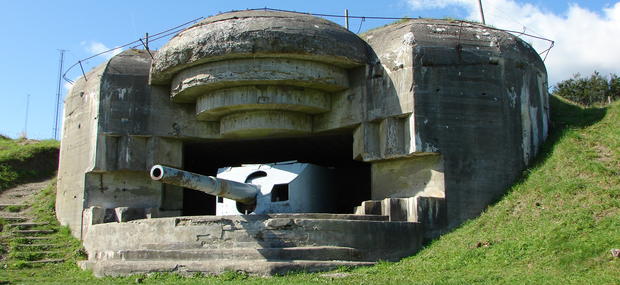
[{"xmin": 150, "ymin": 165, "xmax": 258, "ymax": 204}]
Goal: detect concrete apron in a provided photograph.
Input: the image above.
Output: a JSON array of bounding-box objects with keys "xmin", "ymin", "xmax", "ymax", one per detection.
[{"xmin": 80, "ymin": 214, "xmax": 423, "ymax": 277}]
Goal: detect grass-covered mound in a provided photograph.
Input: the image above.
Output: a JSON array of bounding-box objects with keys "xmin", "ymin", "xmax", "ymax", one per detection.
[
  {"xmin": 0, "ymin": 137, "xmax": 59, "ymax": 191},
  {"xmin": 2, "ymin": 96, "xmax": 619, "ymax": 284},
  {"xmin": 340, "ymin": 96, "xmax": 619, "ymax": 283}
]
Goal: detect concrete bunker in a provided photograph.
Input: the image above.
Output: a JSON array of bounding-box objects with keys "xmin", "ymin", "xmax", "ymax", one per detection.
[{"xmin": 56, "ymin": 10, "xmax": 549, "ymax": 276}]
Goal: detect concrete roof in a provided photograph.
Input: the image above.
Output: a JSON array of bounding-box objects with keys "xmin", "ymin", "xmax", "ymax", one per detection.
[{"xmin": 150, "ymin": 10, "xmax": 369, "ymax": 85}]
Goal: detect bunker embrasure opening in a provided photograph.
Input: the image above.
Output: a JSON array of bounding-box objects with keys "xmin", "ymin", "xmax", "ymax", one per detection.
[{"xmin": 180, "ymin": 134, "xmax": 371, "ymax": 216}]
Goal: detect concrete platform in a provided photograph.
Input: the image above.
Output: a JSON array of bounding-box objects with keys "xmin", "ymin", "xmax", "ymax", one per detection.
[
  {"xmin": 82, "ymin": 214, "xmax": 422, "ymax": 276},
  {"xmin": 92, "ymin": 246, "xmax": 366, "ymax": 262},
  {"xmin": 80, "ymin": 259, "xmax": 376, "ymax": 277}
]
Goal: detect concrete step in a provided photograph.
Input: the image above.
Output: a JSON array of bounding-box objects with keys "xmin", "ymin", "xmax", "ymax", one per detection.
[
  {"xmin": 10, "ymin": 251, "xmax": 65, "ymax": 260},
  {"xmin": 13, "ymin": 243, "xmax": 60, "ymax": 250},
  {"xmin": 79, "ymin": 259, "xmax": 376, "ymax": 277},
  {"xmin": 230, "ymin": 241, "xmax": 309, "ymax": 248},
  {"xmin": 28, "ymin": 258, "xmax": 65, "ymax": 264},
  {"xmin": 0, "ymin": 204, "xmax": 28, "ymax": 211},
  {"xmin": 7, "ymin": 222, "xmax": 49, "ymax": 229},
  {"xmin": 141, "ymin": 241, "xmax": 333, "ymax": 250},
  {"xmin": 139, "ymin": 240, "xmax": 312, "ymax": 250},
  {"xmin": 141, "ymin": 242, "xmax": 204, "ymax": 250},
  {"xmin": 95, "ymin": 246, "xmax": 366, "ymax": 262},
  {"xmin": 15, "ymin": 236, "xmax": 54, "ymax": 241},
  {"xmin": 0, "ymin": 216, "xmax": 28, "ymax": 223},
  {"xmin": 12, "ymin": 229, "xmax": 56, "ymax": 235}
]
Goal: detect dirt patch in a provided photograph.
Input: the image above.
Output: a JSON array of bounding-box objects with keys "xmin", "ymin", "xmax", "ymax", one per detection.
[
  {"xmin": 594, "ymin": 144, "xmax": 614, "ymax": 163},
  {"xmin": 0, "ymin": 179, "xmax": 54, "ymax": 207},
  {"xmin": 594, "ymin": 207, "xmax": 620, "ymax": 222},
  {"xmin": 16, "ymin": 139, "xmax": 40, "ymax": 146}
]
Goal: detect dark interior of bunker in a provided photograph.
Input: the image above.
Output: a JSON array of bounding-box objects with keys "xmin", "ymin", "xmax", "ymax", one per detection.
[{"xmin": 182, "ymin": 133, "xmax": 371, "ymax": 216}]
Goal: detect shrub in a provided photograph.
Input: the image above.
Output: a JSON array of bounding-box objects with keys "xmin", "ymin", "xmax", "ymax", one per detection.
[{"xmin": 552, "ymin": 71, "xmax": 620, "ymax": 106}]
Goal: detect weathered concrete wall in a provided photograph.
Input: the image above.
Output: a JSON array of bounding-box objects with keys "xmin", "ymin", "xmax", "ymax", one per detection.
[
  {"xmin": 84, "ymin": 172, "xmax": 159, "ymax": 209},
  {"xmin": 58, "ymin": 50, "xmax": 207, "ymax": 236},
  {"xmin": 56, "ymin": 63, "xmax": 106, "ymax": 238},
  {"xmin": 90, "ymin": 51, "xmax": 184, "ymax": 219},
  {"xmin": 371, "ymin": 155, "xmax": 444, "ymax": 200},
  {"xmin": 362, "ymin": 19, "xmax": 549, "ymax": 227}
]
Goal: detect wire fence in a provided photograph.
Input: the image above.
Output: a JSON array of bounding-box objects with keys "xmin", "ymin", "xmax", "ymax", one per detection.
[
  {"xmin": 62, "ymin": 7, "xmax": 554, "ymax": 85},
  {"xmin": 62, "ymin": 16, "xmax": 205, "ymax": 84}
]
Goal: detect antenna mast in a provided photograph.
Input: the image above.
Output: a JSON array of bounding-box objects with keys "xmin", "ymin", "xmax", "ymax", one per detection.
[
  {"xmin": 477, "ymin": 0, "xmax": 486, "ymax": 25},
  {"xmin": 53, "ymin": 49, "xmax": 66, "ymax": 140}
]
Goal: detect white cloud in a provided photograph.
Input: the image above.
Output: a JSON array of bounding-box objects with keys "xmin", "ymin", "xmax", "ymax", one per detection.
[
  {"xmin": 82, "ymin": 41, "xmax": 123, "ymax": 59},
  {"xmin": 407, "ymin": 0, "xmax": 620, "ymax": 86}
]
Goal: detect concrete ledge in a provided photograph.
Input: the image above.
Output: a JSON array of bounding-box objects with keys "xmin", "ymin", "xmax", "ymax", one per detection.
[
  {"xmin": 176, "ymin": 213, "xmax": 389, "ymax": 221},
  {"xmin": 170, "ymin": 58, "xmax": 348, "ymax": 103},
  {"xmin": 80, "ymin": 259, "xmax": 376, "ymax": 277},
  {"xmin": 92, "ymin": 246, "xmax": 365, "ymax": 262},
  {"xmin": 196, "ymin": 86, "xmax": 330, "ymax": 120},
  {"xmin": 219, "ymin": 110, "xmax": 313, "ymax": 138}
]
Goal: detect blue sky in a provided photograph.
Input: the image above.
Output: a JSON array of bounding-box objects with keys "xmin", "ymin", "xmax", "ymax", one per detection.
[{"xmin": 1, "ymin": 0, "xmax": 619, "ymax": 139}]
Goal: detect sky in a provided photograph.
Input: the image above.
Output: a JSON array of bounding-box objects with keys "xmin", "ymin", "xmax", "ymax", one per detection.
[{"xmin": 1, "ymin": 0, "xmax": 618, "ymax": 140}]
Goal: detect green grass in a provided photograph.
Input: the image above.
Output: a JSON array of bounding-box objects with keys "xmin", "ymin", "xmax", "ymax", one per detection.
[
  {"xmin": 6, "ymin": 205, "xmax": 26, "ymax": 213},
  {"xmin": 1, "ymin": 181, "xmax": 89, "ymax": 281},
  {"xmin": 0, "ymin": 137, "xmax": 59, "ymax": 191},
  {"xmin": 1, "ymin": 96, "xmax": 619, "ymax": 284}
]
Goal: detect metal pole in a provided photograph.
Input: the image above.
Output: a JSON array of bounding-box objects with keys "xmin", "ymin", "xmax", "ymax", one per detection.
[
  {"xmin": 477, "ymin": 0, "xmax": 486, "ymax": 25},
  {"xmin": 345, "ymin": 9, "xmax": 349, "ymax": 30},
  {"xmin": 53, "ymin": 50, "xmax": 66, "ymax": 140}
]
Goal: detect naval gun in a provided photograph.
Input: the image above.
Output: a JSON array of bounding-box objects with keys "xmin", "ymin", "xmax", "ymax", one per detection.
[
  {"xmin": 150, "ymin": 165, "xmax": 259, "ymax": 205},
  {"xmin": 150, "ymin": 162, "xmax": 338, "ymax": 215}
]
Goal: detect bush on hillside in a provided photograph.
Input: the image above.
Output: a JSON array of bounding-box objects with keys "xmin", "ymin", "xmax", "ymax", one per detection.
[{"xmin": 552, "ymin": 71, "xmax": 620, "ymax": 106}]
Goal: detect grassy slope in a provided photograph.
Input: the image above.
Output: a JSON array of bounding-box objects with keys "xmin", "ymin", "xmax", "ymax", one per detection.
[
  {"xmin": 337, "ymin": 96, "xmax": 620, "ymax": 284},
  {"xmin": 0, "ymin": 137, "xmax": 59, "ymax": 191},
  {"xmin": 3, "ymin": 96, "xmax": 619, "ymax": 284}
]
